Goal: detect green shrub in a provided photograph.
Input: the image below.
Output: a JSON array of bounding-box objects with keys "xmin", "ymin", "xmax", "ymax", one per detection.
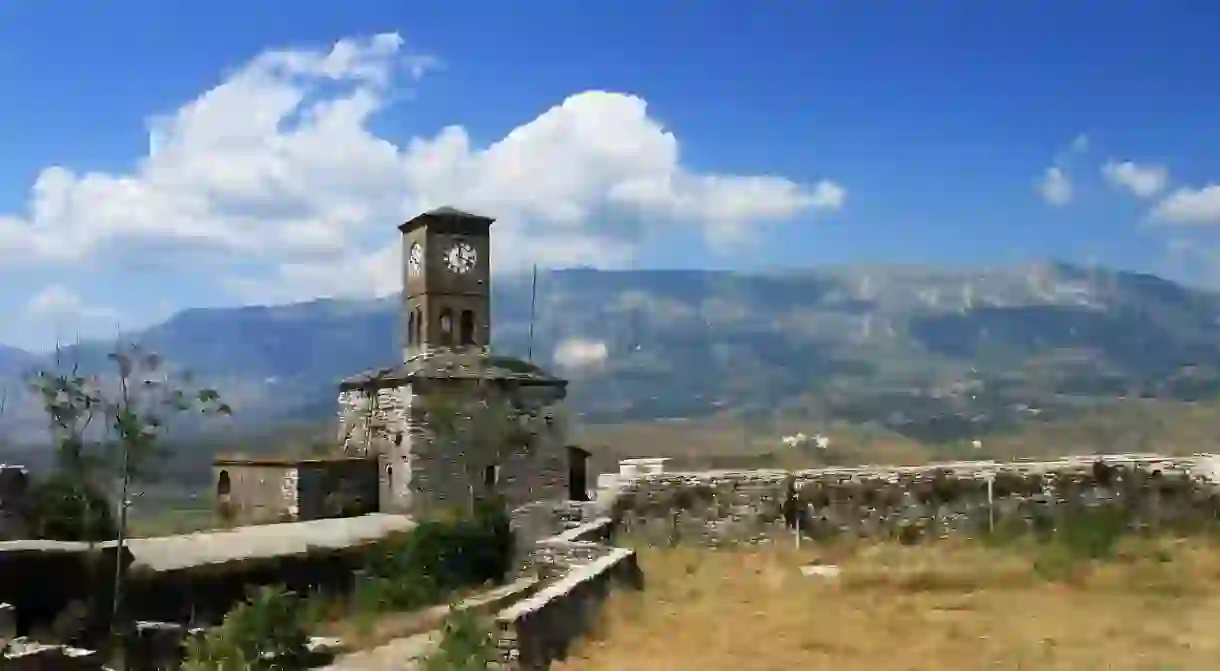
[
  {"xmin": 1051, "ymin": 505, "xmax": 1130, "ymax": 561},
  {"xmin": 181, "ymin": 586, "xmax": 310, "ymax": 671},
  {"xmin": 420, "ymin": 609, "xmax": 499, "ymax": 671},
  {"xmin": 359, "ymin": 499, "xmax": 514, "ymax": 612},
  {"xmin": 26, "ymin": 473, "xmax": 118, "ymax": 542},
  {"xmin": 975, "ymin": 504, "xmax": 1139, "ymax": 581}
]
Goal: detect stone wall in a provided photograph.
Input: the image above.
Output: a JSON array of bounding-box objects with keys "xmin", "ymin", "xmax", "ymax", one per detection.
[
  {"xmin": 339, "ymin": 378, "xmax": 573, "ymax": 517},
  {"xmin": 213, "ymin": 463, "xmax": 297, "ymax": 525},
  {"xmin": 297, "ymin": 459, "xmax": 380, "ymax": 521},
  {"xmin": 495, "ymin": 517, "xmax": 641, "ymax": 671},
  {"xmin": 611, "ymin": 454, "xmax": 1220, "ymax": 546},
  {"xmin": 407, "ymin": 382, "xmax": 571, "ymax": 517},
  {"xmin": 0, "ymin": 540, "xmax": 133, "ymax": 641},
  {"xmin": 0, "ymin": 515, "xmax": 413, "ymax": 642},
  {"xmin": 214, "ymin": 458, "xmax": 380, "ymax": 525},
  {"xmin": 337, "ymin": 385, "xmax": 412, "ymax": 462}
]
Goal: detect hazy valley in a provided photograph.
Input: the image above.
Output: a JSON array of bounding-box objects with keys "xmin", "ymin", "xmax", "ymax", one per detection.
[{"xmin": 4, "ymin": 260, "xmax": 1220, "ymax": 469}]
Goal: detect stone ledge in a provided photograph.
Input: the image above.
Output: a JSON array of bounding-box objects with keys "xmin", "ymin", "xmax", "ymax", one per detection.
[
  {"xmin": 613, "ymin": 453, "xmax": 1220, "ymax": 547},
  {"xmin": 494, "ymin": 515, "xmax": 641, "ymax": 671},
  {"xmin": 555, "ymin": 517, "xmax": 614, "ymax": 543},
  {"xmin": 2, "ymin": 637, "xmax": 104, "ymax": 670}
]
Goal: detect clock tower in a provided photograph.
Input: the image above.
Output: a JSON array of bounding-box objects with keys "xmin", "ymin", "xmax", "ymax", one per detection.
[{"xmin": 399, "ymin": 206, "xmax": 493, "ymax": 360}]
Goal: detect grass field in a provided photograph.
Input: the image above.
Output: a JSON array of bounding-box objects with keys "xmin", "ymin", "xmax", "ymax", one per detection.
[{"xmin": 557, "ymin": 535, "xmax": 1220, "ymax": 671}]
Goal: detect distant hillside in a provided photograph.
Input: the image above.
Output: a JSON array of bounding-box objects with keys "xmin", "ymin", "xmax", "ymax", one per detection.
[
  {"xmin": 0, "ymin": 345, "xmax": 35, "ymax": 378},
  {"xmin": 4, "ymin": 261, "xmax": 1220, "ymax": 446}
]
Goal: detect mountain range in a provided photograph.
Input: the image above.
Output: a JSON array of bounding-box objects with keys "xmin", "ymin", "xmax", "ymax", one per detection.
[{"xmin": 4, "ymin": 261, "xmax": 1220, "ymax": 448}]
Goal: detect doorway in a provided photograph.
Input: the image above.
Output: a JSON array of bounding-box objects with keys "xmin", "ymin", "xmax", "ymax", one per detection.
[{"xmin": 566, "ymin": 446, "xmax": 590, "ymax": 501}]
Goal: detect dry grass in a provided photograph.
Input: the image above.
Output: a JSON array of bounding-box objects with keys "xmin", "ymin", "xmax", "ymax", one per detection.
[{"xmin": 557, "ymin": 536, "xmax": 1220, "ymax": 671}]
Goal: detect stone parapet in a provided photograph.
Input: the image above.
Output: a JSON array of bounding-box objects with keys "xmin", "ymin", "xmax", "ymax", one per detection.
[
  {"xmin": 611, "ymin": 453, "xmax": 1220, "ymax": 546},
  {"xmin": 0, "ymin": 602, "xmax": 14, "ymax": 641},
  {"xmin": 494, "ymin": 535, "xmax": 640, "ymax": 671},
  {"xmin": 2, "ymin": 638, "xmax": 104, "ymax": 670}
]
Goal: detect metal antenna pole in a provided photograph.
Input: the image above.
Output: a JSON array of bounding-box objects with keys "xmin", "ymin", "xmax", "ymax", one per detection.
[{"xmin": 527, "ymin": 264, "xmax": 538, "ymax": 362}]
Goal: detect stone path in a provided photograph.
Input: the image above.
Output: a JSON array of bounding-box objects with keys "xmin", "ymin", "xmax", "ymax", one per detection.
[
  {"xmin": 320, "ymin": 631, "xmax": 442, "ymax": 670},
  {"xmin": 316, "ymin": 577, "xmax": 539, "ymax": 670}
]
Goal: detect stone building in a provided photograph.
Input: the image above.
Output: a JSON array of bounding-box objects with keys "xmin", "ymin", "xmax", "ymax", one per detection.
[
  {"xmin": 212, "ymin": 456, "xmax": 379, "ymax": 525},
  {"xmin": 335, "ymin": 207, "xmax": 581, "ymax": 516},
  {"xmin": 213, "ymin": 206, "xmax": 585, "ymax": 522}
]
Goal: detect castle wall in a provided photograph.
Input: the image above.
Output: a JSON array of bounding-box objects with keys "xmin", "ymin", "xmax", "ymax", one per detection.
[
  {"xmin": 495, "ymin": 516, "xmax": 642, "ymax": 671},
  {"xmin": 609, "ymin": 454, "xmax": 1220, "ymax": 546}
]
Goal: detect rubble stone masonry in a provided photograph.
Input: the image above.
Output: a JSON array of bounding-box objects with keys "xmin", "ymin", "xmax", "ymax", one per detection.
[
  {"xmin": 611, "ymin": 454, "xmax": 1220, "ymax": 546},
  {"xmin": 338, "ymin": 380, "xmax": 570, "ymax": 517}
]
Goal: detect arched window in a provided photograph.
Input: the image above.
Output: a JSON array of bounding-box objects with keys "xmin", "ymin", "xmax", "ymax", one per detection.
[
  {"xmin": 217, "ymin": 470, "xmax": 231, "ymax": 496},
  {"xmin": 460, "ymin": 310, "xmax": 476, "ymax": 346},
  {"xmin": 407, "ymin": 311, "xmax": 416, "ymax": 346},
  {"xmin": 439, "ymin": 308, "xmax": 454, "ymax": 346}
]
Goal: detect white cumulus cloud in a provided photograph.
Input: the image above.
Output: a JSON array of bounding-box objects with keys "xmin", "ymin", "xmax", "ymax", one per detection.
[
  {"xmin": 553, "ymin": 338, "xmax": 609, "ymax": 371},
  {"xmin": 1102, "ymin": 160, "xmax": 1169, "ymax": 199},
  {"xmin": 25, "ymin": 284, "xmax": 113, "ymax": 319},
  {"xmin": 1037, "ymin": 166, "xmax": 1072, "ymax": 206},
  {"xmin": 0, "ymin": 33, "xmax": 843, "ymax": 305},
  {"xmin": 21, "ymin": 284, "xmax": 119, "ymax": 344},
  {"xmin": 1151, "ymin": 185, "xmax": 1220, "ymax": 226}
]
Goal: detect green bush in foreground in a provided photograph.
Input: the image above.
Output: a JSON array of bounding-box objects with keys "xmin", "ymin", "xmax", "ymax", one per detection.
[
  {"xmin": 182, "ymin": 586, "xmax": 310, "ymax": 671},
  {"xmin": 25, "ymin": 473, "xmax": 118, "ymax": 542},
  {"xmin": 182, "ymin": 502, "xmax": 514, "ymax": 668},
  {"xmin": 420, "ymin": 610, "xmax": 499, "ymax": 671},
  {"xmin": 358, "ymin": 499, "xmax": 515, "ymax": 612}
]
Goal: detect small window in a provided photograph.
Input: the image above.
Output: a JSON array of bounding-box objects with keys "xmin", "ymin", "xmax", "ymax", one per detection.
[
  {"xmin": 386, "ymin": 464, "xmax": 393, "ymax": 478},
  {"xmin": 460, "ymin": 310, "xmax": 476, "ymax": 346},
  {"xmin": 217, "ymin": 470, "xmax": 231, "ymax": 496},
  {"xmin": 407, "ymin": 311, "xmax": 416, "ymax": 346},
  {"xmin": 483, "ymin": 464, "xmax": 500, "ymax": 487}
]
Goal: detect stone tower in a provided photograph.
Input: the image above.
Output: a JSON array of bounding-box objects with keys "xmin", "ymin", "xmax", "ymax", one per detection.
[
  {"xmin": 337, "ymin": 206, "xmax": 576, "ymax": 517},
  {"xmin": 400, "ymin": 206, "xmax": 494, "ymax": 360}
]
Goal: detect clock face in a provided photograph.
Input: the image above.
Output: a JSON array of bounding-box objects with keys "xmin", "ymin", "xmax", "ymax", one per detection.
[
  {"xmin": 407, "ymin": 243, "xmax": 423, "ymax": 277},
  {"xmin": 445, "ymin": 241, "xmax": 477, "ymax": 274}
]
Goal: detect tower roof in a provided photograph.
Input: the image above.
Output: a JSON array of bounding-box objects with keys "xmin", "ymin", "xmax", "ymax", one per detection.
[
  {"xmin": 339, "ymin": 348, "xmax": 566, "ymax": 391},
  {"xmin": 398, "ymin": 206, "xmax": 495, "ymax": 235}
]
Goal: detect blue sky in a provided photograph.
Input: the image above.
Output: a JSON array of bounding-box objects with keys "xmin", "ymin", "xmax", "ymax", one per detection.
[{"xmin": 1, "ymin": 0, "xmax": 1220, "ymax": 350}]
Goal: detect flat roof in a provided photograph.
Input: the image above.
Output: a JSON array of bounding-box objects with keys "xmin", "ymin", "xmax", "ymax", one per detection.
[
  {"xmin": 340, "ymin": 349, "xmax": 566, "ymax": 390},
  {"xmin": 397, "ymin": 206, "xmax": 495, "ymax": 236},
  {"xmin": 124, "ymin": 513, "xmax": 416, "ymax": 573},
  {"xmin": 213, "ymin": 456, "xmax": 375, "ymax": 467},
  {"xmin": 0, "ymin": 514, "xmax": 417, "ymax": 575}
]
